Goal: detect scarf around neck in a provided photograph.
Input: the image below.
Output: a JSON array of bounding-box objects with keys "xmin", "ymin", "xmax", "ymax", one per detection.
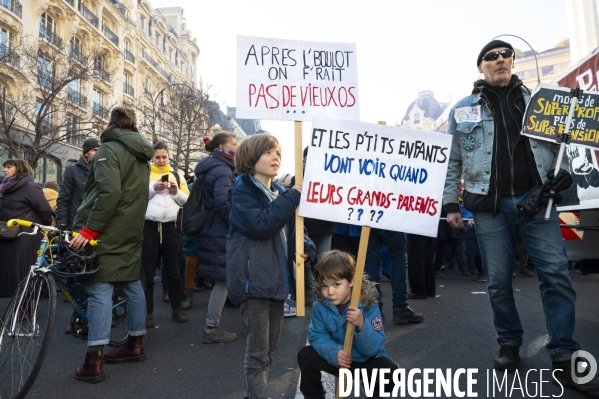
[
  {"xmin": 211, "ymin": 148, "xmax": 235, "ymax": 163},
  {"xmin": 0, "ymin": 174, "xmax": 17, "ymax": 194},
  {"xmin": 250, "ymin": 174, "xmax": 288, "ymax": 257}
]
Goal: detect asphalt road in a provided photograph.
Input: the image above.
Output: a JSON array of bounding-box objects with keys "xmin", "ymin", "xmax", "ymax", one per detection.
[{"xmin": 2, "ymin": 267, "xmax": 598, "ymax": 399}]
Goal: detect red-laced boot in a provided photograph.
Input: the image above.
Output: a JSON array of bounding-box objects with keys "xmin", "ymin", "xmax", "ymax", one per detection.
[
  {"xmin": 75, "ymin": 348, "xmax": 105, "ymax": 383},
  {"xmin": 103, "ymin": 335, "xmax": 145, "ymax": 363}
]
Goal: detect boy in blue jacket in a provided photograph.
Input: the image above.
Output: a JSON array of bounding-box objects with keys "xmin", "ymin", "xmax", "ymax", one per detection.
[
  {"xmin": 226, "ymin": 133, "xmax": 311, "ymax": 399},
  {"xmin": 297, "ymin": 250, "xmax": 398, "ymax": 398}
]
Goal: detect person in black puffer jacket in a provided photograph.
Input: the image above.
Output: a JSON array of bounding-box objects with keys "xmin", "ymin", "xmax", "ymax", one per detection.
[
  {"xmin": 194, "ymin": 132, "xmax": 239, "ymax": 344},
  {"xmin": 55, "ymin": 138, "xmax": 100, "ymax": 229}
]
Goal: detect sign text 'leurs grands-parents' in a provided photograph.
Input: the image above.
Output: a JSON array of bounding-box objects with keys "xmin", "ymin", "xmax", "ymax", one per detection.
[
  {"xmin": 236, "ymin": 36, "xmax": 359, "ymax": 122},
  {"xmin": 299, "ymin": 117, "xmax": 452, "ymax": 237}
]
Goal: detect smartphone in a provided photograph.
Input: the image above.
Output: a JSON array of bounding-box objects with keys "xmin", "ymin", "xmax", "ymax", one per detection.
[{"xmin": 161, "ymin": 174, "xmax": 169, "ymax": 182}]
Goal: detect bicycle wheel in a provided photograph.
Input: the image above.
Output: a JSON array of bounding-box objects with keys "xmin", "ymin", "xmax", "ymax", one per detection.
[
  {"xmin": 108, "ymin": 288, "xmax": 127, "ymax": 347},
  {"xmin": 0, "ymin": 272, "xmax": 56, "ymax": 399}
]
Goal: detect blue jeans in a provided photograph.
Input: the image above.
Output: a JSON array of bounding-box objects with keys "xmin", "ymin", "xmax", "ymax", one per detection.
[
  {"xmin": 86, "ymin": 280, "xmax": 147, "ymax": 346},
  {"xmin": 364, "ymin": 229, "xmax": 408, "ymax": 312},
  {"xmin": 473, "ymin": 194, "xmax": 580, "ymax": 361}
]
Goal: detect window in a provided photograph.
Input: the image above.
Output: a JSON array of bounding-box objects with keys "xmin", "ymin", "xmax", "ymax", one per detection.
[
  {"xmin": 0, "ymin": 28, "xmax": 12, "ymax": 56},
  {"xmin": 92, "ymin": 88, "xmax": 103, "ymax": 106},
  {"xmin": 33, "ymin": 156, "xmax": 61, "ymax": 184},
  {"xmin": 169, "ymin": 49, "xmax": 172, "ymax": 61},
  {"xmin": 124, "ymin": 39, "xmax": 131, "ymax": 53},
  {"xmin": 155, "ymin": 34, "xmax": 159, "ymax": 47},
  {"xmin": 66, "ymin": 114, "xmax": 82, "ymax": 146},
  {"xmin": 414, "ymin": 113, "xmax": 421, "ymax": 124},
  {"xmin": 140, "ymin": 16, "xmax": 145, "ymax": 30},
  {"xmin": 69, "ymin": 36, "xmax": 84, "ymax": 62},
  {"xmin": 39, "ymin": 13, "xmax": 55, "ymax": 37},
  {"xmin": 37, "ymin": 56, "xmax": 53, "ymax": 88},
  {"xmin": 141, "ymin": 45, "xmax": 146, "ymax": 56},
  {"xmin": 36, "ymin": 100, "xmax": 54, "ymax": 135},
  {"xmin": 123, "ymin": 73, "xmax": 130, "ymax": 87}
]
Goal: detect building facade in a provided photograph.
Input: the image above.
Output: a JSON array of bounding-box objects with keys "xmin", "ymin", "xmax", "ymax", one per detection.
[{"xmin": 0, "ymin": 0, "xmax": 199, "ymax": 183}]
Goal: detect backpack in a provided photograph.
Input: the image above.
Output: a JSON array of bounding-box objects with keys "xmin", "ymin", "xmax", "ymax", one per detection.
[{"xmin": 181, "ymin": 173, "xmax": 215, "ymax": 236}]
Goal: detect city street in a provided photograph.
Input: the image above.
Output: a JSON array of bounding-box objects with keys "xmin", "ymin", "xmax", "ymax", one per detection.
[{"xmin": 2, "ymin": 267, "xmax": 598, "ymax": 399}]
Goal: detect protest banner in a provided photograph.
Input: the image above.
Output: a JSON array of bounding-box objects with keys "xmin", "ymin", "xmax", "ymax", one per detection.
[
  {"xmin": 552, "ymin": 50, "xmax": 599, "ymax": 211},
  {"xmin": 522, "ymin": 83, "xmax": 599, "ymax": 151},
  {"xmin": 299, "ymin": 116, "xmax": 452, "ymax": 237},
  {"xmin": 236, "ymin": 35, "xmax": 359, "ymax": 122}
]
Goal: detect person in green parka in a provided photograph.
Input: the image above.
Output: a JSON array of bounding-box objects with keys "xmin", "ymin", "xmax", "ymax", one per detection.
[{"xmin": 70, "ymin": 106, "xmax": 154, "ymax": 383}]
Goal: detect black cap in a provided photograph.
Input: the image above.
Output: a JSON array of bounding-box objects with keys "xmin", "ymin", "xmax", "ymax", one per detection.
[
  {"xmin": 82, "ymin": 138, "xmax": 101, "ymax": 155},
  {"xmin": 477, "ymin": 40, "xmax": 514, "ymax": 66}
]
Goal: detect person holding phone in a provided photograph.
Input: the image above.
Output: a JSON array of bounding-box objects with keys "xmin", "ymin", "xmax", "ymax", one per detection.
[{"xmin": 142, "ymin": 141, "xmax": 190, "ymax": 327}]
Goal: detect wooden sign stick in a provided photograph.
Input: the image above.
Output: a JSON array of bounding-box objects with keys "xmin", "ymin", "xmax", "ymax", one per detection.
[
  {"xmin": 335, "ymin": 121, "xmax": 384, "ymax": 398},
  {"xmin": 295, "ymin": 120, "xmax": 305, "ymax": 317}
]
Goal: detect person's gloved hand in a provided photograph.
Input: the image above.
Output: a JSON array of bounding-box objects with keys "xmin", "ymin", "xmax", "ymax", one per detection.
[
  {"xmin": 541, "ymin": 190, "xmax": 563, "ymax": 205},
  {"xmin": 547, "ymin": 169, "xmax": 573, "ymax": 193}
]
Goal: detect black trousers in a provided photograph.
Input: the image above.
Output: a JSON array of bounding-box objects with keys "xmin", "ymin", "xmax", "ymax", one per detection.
[
  {"xmin": 142, "ymin": 220, "xmax": 183, "ymax": 312},
  {"xmin": 407, "ymin": 234, "xmax": 436, "ymax": 297},
  {"xmin": 297, "ymin": 346, "xmax": 398, "ymax": 399}
]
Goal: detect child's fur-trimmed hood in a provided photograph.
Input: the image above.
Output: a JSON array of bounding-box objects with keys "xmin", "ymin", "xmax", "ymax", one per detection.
[{"xmin": 313, "ymin": 273, "xmax": 378, "ymax": 309}]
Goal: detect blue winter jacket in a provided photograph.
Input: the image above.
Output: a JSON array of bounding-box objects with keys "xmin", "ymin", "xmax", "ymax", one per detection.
[
  {"xmin": 309, "ymin": 298, "xmax": 387, "ymax": 368},
  {"xmin": 194, "ymin": 155, "xmax": 235, "ymax": 281},
  {"xmin": 226, "ymin": 173, "xmax": 301, "ymax": 306}
]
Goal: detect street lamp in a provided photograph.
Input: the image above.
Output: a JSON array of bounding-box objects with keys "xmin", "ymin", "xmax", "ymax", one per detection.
[
  {"xmin": 151, "ymin": 82, "xmax": 197, "ymax": 139},
  {"xmin": 493, "ymin": 34, "xmax": 541, "ymax": 86}
]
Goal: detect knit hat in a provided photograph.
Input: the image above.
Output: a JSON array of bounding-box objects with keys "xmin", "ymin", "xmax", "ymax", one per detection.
[
  {"xmin": 477, "ymin": 40, "xmax": 514, "ymax": 66},
  {"xmin": 82, "ymin": 138, "xmax": 101, "ymax": 155},
  {"xmin": 44, "ymin": 181, "xmax": 59, "ymax": 192}
]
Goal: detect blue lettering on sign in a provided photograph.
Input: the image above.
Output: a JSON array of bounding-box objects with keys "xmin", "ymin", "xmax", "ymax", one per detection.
[{"xmin": 324, "ymin": 153, "xmax": 354, "ymax": 174}]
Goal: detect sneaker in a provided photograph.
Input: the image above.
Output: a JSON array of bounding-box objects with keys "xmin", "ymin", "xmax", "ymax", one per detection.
[
  {"xmin": 435, "ymin": 271, "xmax": 444, "ymax": 278},
  {"xmin": 407, "ymin": 292, "xmax": 427, "ymax": 299},
  {"xmin": 203, "ymin": 326, "xmax": 238, "ymax": 344},
  {"xmin": 494, "ymin": 345, "xmax": 520, "ymax": 371},
  {"xmin": 552, "ymin": 359, "xmax": 599, "ymax": 396},
  {"xmin": 284, "ymin": 302, "xmax": 296, "ymax": 318},
  {"xmin": 477, "ymin": 272, "xmax": 487, "ymax": 282},
  {"xmin": 393, "ymin": 307, "xmax": 424, "ymax": 324},
  {"xmin": 461, "ymin": 270, "xmax": 471, "ymax": 276}
]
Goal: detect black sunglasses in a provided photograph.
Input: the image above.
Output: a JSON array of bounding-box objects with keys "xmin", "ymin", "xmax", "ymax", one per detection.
[{"xmin": 482, "ymin": 49, "xmax": 515, "ymax": 62}]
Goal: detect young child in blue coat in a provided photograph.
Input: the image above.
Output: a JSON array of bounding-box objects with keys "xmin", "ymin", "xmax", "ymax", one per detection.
[
  {"xmin": 226, "ymin": 133, "xmax": 310, "ymax": 399},
  {"xmin": 297, "ymin": 250, "xmax": 398, "ymax": 399}
]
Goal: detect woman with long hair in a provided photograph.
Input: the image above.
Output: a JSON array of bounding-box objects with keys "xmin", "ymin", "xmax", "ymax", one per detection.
[
  {"xmin": 194, "ymin": 132, "xmax": 238, "ymax": 343},
  {"xmin": 70, "ymin": 106, "xmax": 154, "ymax": 382},
  {"xmin": 0, "ymin": 159, "xmax": 53, "ymax": 297}
]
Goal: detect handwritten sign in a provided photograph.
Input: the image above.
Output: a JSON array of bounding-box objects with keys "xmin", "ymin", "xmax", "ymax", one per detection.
[
  {"xmin": 298, "ymin": 116, "xmax": 452, "ymax": 236},
  {"xmin": 236, "ymin": 36, "xmax": 359, "ymax": 122},
  {"xmin": 522, "ymin": 84, "xmax": 599, "ymax": 151}
]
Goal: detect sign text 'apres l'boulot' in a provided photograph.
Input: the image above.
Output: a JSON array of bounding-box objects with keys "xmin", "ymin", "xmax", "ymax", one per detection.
[{"xmin": 299, "ymin": 117, "xmax": 452, "ymax": 236}]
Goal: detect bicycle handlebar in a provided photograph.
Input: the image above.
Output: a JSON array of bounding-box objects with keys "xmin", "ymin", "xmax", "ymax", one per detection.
[{"xmin": 6, "ymin": 219, "xmax": 99, "ymax": 246}]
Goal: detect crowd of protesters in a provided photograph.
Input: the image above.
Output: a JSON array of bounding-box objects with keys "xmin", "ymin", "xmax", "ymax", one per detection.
[{"xmin": 2, "ymin": 38, "xmax": 599, "ymax": 397}]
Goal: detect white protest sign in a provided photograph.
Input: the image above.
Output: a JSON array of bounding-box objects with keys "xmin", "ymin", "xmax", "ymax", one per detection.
[
  {"xmin": 299, "ymin": 116, "xmax": 452, "ymax": 236},
  {"xmin": 236, "ymin": 36, "xmax": 359, "ymax": 122}
]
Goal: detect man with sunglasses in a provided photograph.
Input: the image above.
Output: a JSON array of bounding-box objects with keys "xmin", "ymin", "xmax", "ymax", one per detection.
[{"xmin": 443, "ymin": 40, "xmax": 599, "ymax": 396}]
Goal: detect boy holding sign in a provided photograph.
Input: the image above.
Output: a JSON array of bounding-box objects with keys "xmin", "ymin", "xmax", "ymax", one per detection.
[{"xmin": 296, "ymin": 250, "xmax": 398, "ymax": 398}]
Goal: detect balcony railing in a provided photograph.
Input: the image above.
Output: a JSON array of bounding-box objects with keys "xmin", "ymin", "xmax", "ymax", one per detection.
[
  {"xmin": 37, "ymin": 75, "xmax": 53, "ymax": 91},
  {"xmin": 64, "ymin": 0, "xmax": 74, "ymax": 6},
  {"xmin": 67, "ymin": 88, "xmax": 88, "ymax": 107},
  {"xmin": 78, "ymin": 3, "xmax": 98, "ymax": 29},
  {"xmin": 102, "ymin": 25, "xmax": 119, "ymax": 47},
  {"xmin": 93, "ymin": 68, "xmax": 111, "ymax": 82},
  {"xmin": 123, "ymin": 82, "xmax": 134, "ymax": 97},
  {"xmin": 92, "ymin": 102, "xmax": 109, "ymax": 119},
  {"xmin": 108, "ymin": 0, "xmax": 128, "ymax": 21},
  {"xmin": 0, "ymin": 44, "xmax": 20, "ymax": 69},
  {"xmin": 39, "ymin": 27, "xmax": 63, "ymax": 48},
  {"xmin": 1, "ymin": 0, "xmax": 22, "ymax": 18},
  {"xmin": 141, "ymin": 51, "xmax": 159, "ymax": 69},
  {"xmin": 69, "ymin": 49, "xmax": 88, "ymax": 65},
  {"xmin": 124, "ymin": 48, "xmax": 135, "ymax": 64}
]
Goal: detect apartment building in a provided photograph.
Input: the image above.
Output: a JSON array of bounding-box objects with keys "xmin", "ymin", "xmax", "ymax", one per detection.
[{"xmin": 0, "ymin": 0, "xmax": 199, "ymax": 183}]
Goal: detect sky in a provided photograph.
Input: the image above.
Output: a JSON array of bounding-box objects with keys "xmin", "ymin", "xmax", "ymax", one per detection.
[{"xmin": 150, "ymin": 0, "xmax": 570, "ymax": 175}]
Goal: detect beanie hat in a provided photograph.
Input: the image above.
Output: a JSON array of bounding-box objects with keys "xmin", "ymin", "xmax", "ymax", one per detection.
[
  {"xmin": 477, "ymin": 40, "xmax": 514, "ymax": 66},
  {"xmin": 44, "ymin": 181, "xmax": 59, "ymax": 192},
  {"xmin": 82, "ymin": 138, "xmax": 101, "ymax": 155}
]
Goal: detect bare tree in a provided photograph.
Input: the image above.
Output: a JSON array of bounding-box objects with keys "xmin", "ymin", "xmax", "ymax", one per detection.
[
  {"xmin": 137, "ymin": 84, "xmax": 220, "ymax": 174},
  {"xmin": 0, "ymin": 34, "xmax": 116, "ymax": 170}
]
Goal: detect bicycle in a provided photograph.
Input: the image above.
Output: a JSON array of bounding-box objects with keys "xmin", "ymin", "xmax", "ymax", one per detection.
[{"xmin": 0, "ymin": 219, "xmax": 127, "ymax": 399}]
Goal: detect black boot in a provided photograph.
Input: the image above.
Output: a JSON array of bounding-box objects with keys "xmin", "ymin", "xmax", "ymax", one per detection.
[{"xmin": 494, "ymin": 345, "xmax": 520, "ymax": 371}]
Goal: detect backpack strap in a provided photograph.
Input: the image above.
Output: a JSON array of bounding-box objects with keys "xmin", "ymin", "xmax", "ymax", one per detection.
[{"xmin": 170, "ymin": 170, "xmax": 181, "ymax": 188}]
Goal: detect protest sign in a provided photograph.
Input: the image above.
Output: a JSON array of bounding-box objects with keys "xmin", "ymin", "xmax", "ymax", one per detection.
[
  {"xmin": 552, "ymin": 51, "xmax": 599, "ymax": 211},
  {"xmin": 236, "ymin": 36, "xmax": 359, "ymax": 122},
  {"xmin": 298, "ymin": 116, "xmax": 452, "ymax": 237},
  {"xmin": 522, "ymin": 83, "xmax": 599, "ymax": 151}
]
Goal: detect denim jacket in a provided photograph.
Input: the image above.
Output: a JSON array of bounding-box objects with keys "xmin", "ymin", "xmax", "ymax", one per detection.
[{"xmin": 443, "ymin": 86, "xmax": 568, "ymax": 212}]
